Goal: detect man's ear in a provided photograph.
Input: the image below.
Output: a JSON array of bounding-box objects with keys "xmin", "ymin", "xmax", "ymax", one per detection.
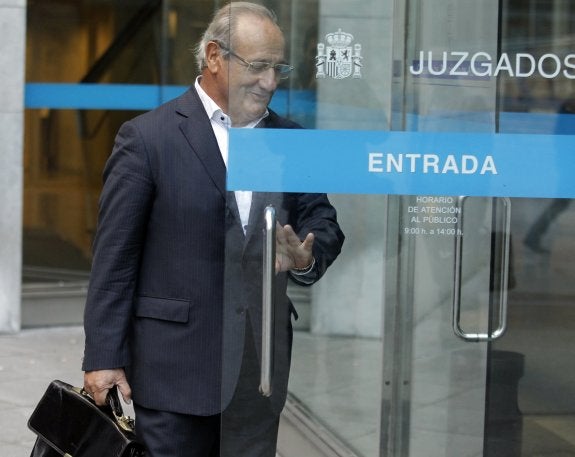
[{"xmin": 205, "ymin": 41, "xmax": 223, "ymax": 74}]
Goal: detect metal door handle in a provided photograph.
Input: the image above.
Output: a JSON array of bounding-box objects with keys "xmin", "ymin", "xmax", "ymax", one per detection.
[
  {"xmin": 260, "ymin": 205, "xmax": 276, "ymax": 397},
  {"xmin": 452, "ymin": 197, "xmax": 511, "ymax": 342}
]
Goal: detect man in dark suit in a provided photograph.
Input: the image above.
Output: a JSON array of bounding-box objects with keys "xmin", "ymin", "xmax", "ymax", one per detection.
[{"xmin": 82, "ymin": 2, "xmax": 344, "ymax": 456}]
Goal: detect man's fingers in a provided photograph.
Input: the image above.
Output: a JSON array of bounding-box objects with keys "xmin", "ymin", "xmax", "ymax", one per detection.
[
  {"xmin": 117, "ymin": 380, "xmax": 132, "ymax": 404},
  {"xmin": 92, "ymin": 383, "xmax": 131, "ymax": 406},
  {"xmin": 93, "ymin": 388, "xmax": 109, "ymax": 406},
  {"xmin": 275, "ymin": 222, "xmax": 287, "ymax": 243},
  {"xmin": 84, "ymin": 369, "xmax": 131, "ymax": 406},
  {"xmin": 302, "ymin": 232, "xmax": 315, "ymax": 250}
]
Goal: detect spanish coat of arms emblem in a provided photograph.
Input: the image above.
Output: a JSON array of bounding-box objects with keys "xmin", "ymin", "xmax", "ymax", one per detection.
[{"xmin": 316, "ymin": 29, "xmax": 363, "ymax": 79}]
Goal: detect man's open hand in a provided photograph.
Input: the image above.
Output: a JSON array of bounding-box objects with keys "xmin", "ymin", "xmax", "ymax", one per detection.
[{"xmin": 275, "ymin": 223, "xmax": 314, "ymax": 273}]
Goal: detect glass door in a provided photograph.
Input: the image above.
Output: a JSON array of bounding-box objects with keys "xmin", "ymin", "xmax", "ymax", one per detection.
[
  {"xmin": 384, "ymin": 0, "xmax": 575, "ymax": 456},
  {"xmin": 224, "ymin": 1, "xmax": 391, "ymax": 455},
  {"xmin": 224, "ymin": 0, "xmax": 575, "ymax": 456}
]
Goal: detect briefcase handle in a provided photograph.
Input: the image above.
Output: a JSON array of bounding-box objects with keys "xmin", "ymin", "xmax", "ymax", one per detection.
[
  {"xmin": 76, "ymin": 385, "xmax": 136, "ymax": 433},
  {"xmin": 106, "ymin": 386, "xmax": 136, "ymax": 432}
]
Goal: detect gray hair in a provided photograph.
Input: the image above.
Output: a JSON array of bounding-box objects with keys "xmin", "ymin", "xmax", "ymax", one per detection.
[{"xmin": 194, "ymin": 2, "xmax": 278, "ymax": 71}]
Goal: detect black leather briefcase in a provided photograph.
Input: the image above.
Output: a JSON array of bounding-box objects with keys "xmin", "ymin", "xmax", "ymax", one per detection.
[{"xmin": 28, "ymin": 379, "xmax": 146, "ymax": 457}]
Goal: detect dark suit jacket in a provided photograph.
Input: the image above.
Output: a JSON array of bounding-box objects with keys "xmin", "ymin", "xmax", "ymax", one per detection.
[{"xmin": 82, "ymin": 87, "xmax": 344, "ymax": 416}]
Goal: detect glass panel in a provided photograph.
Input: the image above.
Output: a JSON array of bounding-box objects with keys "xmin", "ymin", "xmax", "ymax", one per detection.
[
  {"xmin": 222, "ymin": 0, "xmax": 390, "ymax": 455},
  {"xmin": 384, "ymin": 1, "xmax": 500, "ymax": 454},
  {"xmin": 221, "ymin": 0, "xmax": 575, "ymax": 456},
  {"xmin": 386, "ymin": 0, "xmax": 575, "ymax": 456},
  {"xmin": 23, "ymin": 0, "xmax": 214, "ymax": 325},
  {"xmin": 384, "ymin": 196, "xmax": 505, "ymax": 456},
  {"xmin": 24, "ymin": 0, "xmax": 166, "ymax": 279},
  {"xmin": 501, "ymin": 197, "xmax": 575, "ymax": 456},
  {"xmin": 493, "ymin": 1, "xmax": 575, "ymax": 455}
]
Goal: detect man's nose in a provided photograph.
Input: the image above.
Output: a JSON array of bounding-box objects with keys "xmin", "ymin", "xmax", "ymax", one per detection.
[{"xmin": 258, "ymin": 67, "xmax": 279, "ymax": 91}]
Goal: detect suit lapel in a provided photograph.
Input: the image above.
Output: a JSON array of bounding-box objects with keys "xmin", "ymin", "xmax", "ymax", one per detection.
[
  {"xmin": 226, "ymin": 191, "xmax": 242, "ymax": 230},
  {"xmin": 173, "ymin": 91, "xmax": 293, "ymax": 240},
  {"xmin": 244, "ymin": 192, "xmax": 264, "ymax": 244},
  {"xmin": 176, "ymin": 88, "xmax": 227, "ymax": 200}
]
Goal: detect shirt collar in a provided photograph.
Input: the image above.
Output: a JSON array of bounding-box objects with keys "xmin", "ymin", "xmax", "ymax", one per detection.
[{"xmin": 194, "ymin": 76, "xmax": 269, "ymax": 129}]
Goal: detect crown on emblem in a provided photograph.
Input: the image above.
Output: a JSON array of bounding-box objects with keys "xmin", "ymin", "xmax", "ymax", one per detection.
[{"xmin": 326, "ymin": 29, "xmax": 353, "ymax": 47}]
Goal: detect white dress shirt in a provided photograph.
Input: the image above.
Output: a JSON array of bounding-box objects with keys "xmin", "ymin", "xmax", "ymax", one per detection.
[
  {"xmin": 195, "ymin": 78, "xmax": 267, "ymax": 234},
  {"xmin": 194, "ymin": 79, "xmax": 314, "ymax": 277}
]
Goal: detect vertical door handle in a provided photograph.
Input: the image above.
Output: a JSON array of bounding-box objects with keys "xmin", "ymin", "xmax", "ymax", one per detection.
[
  {"xmin": 452, "ymin": 197, "xmax": 511, "ymax": 342},
  {"xmin": 260, "ymin": 205, "xmax": 276, "ymax": 397}
]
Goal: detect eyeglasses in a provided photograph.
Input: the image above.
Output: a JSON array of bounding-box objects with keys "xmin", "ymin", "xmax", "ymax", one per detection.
[{"xmin": 218, "ymin": 43, "xmax": 294, "ymax": 80}]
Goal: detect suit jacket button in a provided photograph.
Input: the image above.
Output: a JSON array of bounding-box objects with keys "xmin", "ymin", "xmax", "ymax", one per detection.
[{"xmin": 236, "ymin": 308, "xmax": 244, "ymax": 315}]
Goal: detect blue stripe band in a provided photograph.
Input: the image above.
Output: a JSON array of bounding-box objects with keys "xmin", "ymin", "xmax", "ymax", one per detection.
[
  {"xmin": 23, "ymin": 83, "xmax": 292, "ymax": 112},
  {"xmin": 25, "ymin": 83, "xmax": 188, "ymax": 110},
  {"xmin": 228, "ymin": 129, "xmax": 575, "ymax": 198},
  {"xmin": 25, "ymin": 83, "xmax": 575, "ymax": 198},
  {"xmin": 23, "ymin": 83, "xmax": 575, "ymax": 134}
]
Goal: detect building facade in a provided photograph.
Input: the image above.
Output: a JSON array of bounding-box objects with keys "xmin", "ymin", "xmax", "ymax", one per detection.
[{"xmin": 2, "ymin": 1, "xmax": 575, "ymax": 455}]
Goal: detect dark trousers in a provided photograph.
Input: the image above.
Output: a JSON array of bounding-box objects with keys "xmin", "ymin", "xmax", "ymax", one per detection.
[
  {"xmin": 134, "ymin": 405, "xmax": 220, "ymax": 457},
  {"xmin": 134, "ymin": 321, "xmax": 280, "ymax": 457}
]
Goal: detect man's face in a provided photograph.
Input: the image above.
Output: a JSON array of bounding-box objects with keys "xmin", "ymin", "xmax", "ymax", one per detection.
[{"xmin": 225, "ymin": 15, "xmax": 286, "ymax": 126}]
